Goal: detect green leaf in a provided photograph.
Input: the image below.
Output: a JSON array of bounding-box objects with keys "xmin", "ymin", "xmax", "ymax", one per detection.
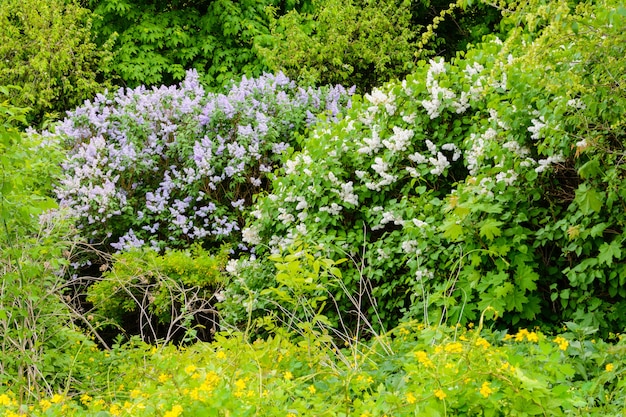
[
  {"xmin": 440, "ymin": 219, "xmax": 464, "ymax": 241},
  {"xmin": 478, "ymin": 218, "xmax": 503, "ymax": 241},
  {"xmin": 577, "ymin": 159, "xmax": 601, "ymax": 179},
  {"xmin": 574, "ymin": 183, "xmax": 604, "ymax": 215},
  {"xmin": 598, "ymin": 240, "xmax": 622, "ymax": 266}
]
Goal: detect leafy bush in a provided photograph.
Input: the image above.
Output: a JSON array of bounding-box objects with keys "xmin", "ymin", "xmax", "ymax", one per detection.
[
  {"xmin": 86, "ymin": 244, "xmax": 229, "ymax": 344},
  {"xmin": 255, "ymin": 0, "xmax": 419, "ymax": 92},
  {"xmin": 230, "ymin": 0, "xmax": 626, "ymax": 336},
  {"xmin": 0, "ymin": 0, "xmax": 112, "ymax": 125},
  {"xmin": 0, "ymin": 104, "xmax": 100, "ymax": 399},
  {"xmin": 87, "ymin": 0, "xmax": 293, "ymax": 88},
  {"xmin": 49, "ymin": 70, "xmax": 353, "ymax": 254}
]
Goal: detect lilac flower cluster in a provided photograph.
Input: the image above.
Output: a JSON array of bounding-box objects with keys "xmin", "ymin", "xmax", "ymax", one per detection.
[{"xmin": 49, "ymin": 70, "xmax": 354, "ymax": 252}]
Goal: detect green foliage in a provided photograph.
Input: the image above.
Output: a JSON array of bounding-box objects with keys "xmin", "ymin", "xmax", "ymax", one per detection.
[
  {"xmin": 2, "ymin": 322, "xmax": 626, "ymax": 415},
  {"xmin": 233, "ymin": 0, "xmax": 626, "ymax": 337},
  {"xmin": 86, "ymin": 245, "xmax": 229, "ymax": 343},
  {"xmin": 87, "ymin": 0, "xmax": 285, "ymax": 88},
  {"xmin": 0, "ymin": 0, "xmax": 112, "ymax": 125},
  {"xmin": 0, "ymin": 105, "xmax": 99, "ymax": 400},
  {"xmin": 255, "ymin": 0, "xmax": 420, "ymax": 92}
]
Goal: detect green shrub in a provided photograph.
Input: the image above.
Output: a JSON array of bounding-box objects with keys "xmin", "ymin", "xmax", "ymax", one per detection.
[
  {"xmin": 0, "ymin": 104, "xmax": 99, "ymax": 400},
  {"xmin": 255, "ymin": 0, "xmax": 420, "ymax": 92},
  {"xmin": 86, "ymin": 245, "xmax": 229, "ymax": 344},
  {"xmin": 50, "ymin": 70, "xmax": 352, "ymax": 253},
  {"xmin": 231, "ymin": 0, "xmax": 626, "ymax": 336},
  {"xmin": 0, "ymin": 0, "xmax": 112, "ymax": 125},
  {"xmin": 87, "ymin": 0, "xmax": 288, "ymax": 88}
]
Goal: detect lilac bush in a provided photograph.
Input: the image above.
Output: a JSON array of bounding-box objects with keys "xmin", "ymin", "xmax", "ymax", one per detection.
[{"xmin": 49, "ymin": 70, "xmax": 354, "ymax": 252}]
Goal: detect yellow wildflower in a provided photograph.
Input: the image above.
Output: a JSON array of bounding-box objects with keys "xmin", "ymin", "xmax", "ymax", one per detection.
[
  {"xmin": 39, "ymin": 399, "xmax": 52, "ymax": 412},
  {"xmin": 434, "ymin": 389, "xmax": 447, "ymax": 400},
  {"xmin": 414, "ymin": 350, "xmax": 433, "ymax": 367},
  {"xmin": 479, "ymin": 381, "xmax": 494, "ymax": 398},
  {"xmin": 5, "ymin": 411, "xmax": 21, "ymax": 417},
  {"xmin": 164, "ymin": 404, "xmax": 184, "ymax": 417},
  {"xmin": 308, "ymin": 385, "xmax": 317, "ymax": 395},
  {"xmin": 526, "ymin": 332, "xmax": 539, "ymax": 343},
  {"xmin": 184, "ymin": 364, "xmax": 197, "ymax": 375},
  {"xmin": 51, "ymin": 394, "xmax": 64, "ymax": 404},
  {"xmin": 109, "ymin": 403, "xmax": 122, "ymax": 416},
  {"xmin": 158, "ymin": 373, "xmax": 170, "ymax": 383},
  {"xmin": 284, "ymin": 371, "xmax": 294, "ymax": 381},
  {"xmin": 80, "ymin": 394, "xmax": 93, "ymax": 404},
  {"xmin": 287, "ymin": 414, "xmax": 297, "ymax": 417},
  {"xmin": 514, "ymin": 329, "xmax": 529, "ymax": 341},
  {"xmin": 216, "ymin": 350, "xmax": 227, "ymax": 360},
  {"xmin": 406, "ymin": 392, "xmax": 416, "ymax": 404},
  {"xmin": 0, "ymin": 394, "xmax": 14, "ymax": 406},
  {"xmin": 606, "ymin": 363, "xmax": 615, "ymax": 372},
  {"xmin": 444, "ymin": 342, "xmax": 464, "ymax": 354},
  {"xmin": 553, "ymin": 336, "xmax": 569, "ymax": 351},
  {"xmin": 234, "ymin": 379, "xmax": 246, "ymax": 391},
  {"xmin": 475, "ymin": 337, "xmax": 491, "ymax": 349}
]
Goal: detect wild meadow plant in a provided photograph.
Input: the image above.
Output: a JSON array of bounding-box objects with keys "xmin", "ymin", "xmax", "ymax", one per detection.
[{"xmin": 48, "ymin": 70, "xmax": 354, "ymax": 256}]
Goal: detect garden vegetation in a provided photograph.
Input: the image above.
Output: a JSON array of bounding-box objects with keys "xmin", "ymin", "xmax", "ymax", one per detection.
[{"xmin": 1, "ymin": 0, "xmax": 626, "ymax": 415}]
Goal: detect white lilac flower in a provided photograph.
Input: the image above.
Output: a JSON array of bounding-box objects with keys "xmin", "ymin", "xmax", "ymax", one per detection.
[
  {"xmin": 412, "ymin": 219, "xmax": 428, "ymax": 228},
  {"xmin": 429, "ymin": 58, "xmax": 446, "ymax": 75},
  {"xmin": 319, "ymin": 203, "xmax": 342, "ymax": 216},
  {"xmin": 242, "ymin": 225, "xmax": 262, "ymax": 245},
  {"xmin": 567, "ymin": 98, "xmax": 586, "ymax": 110},
  {"xmin": 225, "ymin": 259, "xmax": 239, "ymax": 275},
  {"xmin": 402, "ymin": 113, "xmax": 417, "ymax": 124},
  {"xmin": 495, "ymin": 170, "xmax": 518, "ymax": 186},
  {"xmin": 358, "ymin": 129, "xmax": 383, "ymax": 155},
  {"xmin": 535, "ymin": 154, "xmax": 564, "ymax": 173},
  {"xmin": 408, "ymin": 151, "xmax": 428, "ymax": 164},
  {"xmin": 382, "ymin": 126, "xmax": 414, "ymax": 152},
  {"xmin": 528, "ymin": 117, "xmax": 546, "ymax": 140},
  {"xmin": 429, "ymin": 152, "xmax": 450, "ymax": 176},
  {"xmin": 441, "ymin": 143, "xmax": 461, "ymax": 161},
  {"xmin": 401, "ymin": 240, "xmax": 418, "ymax": 254},
  {"xmin": 415, "ymin": 269, "xmax": 434, "ymax": 281},
  {"xmin": 337, "ymin": 181, "xmax": 358, "ymax": 206}
]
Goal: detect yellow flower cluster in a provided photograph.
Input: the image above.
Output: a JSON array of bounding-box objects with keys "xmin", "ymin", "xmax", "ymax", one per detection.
[
  {"xmin": 164, "ymin": 404, "xmax": 184, "ymax": 417},
  {"xmin": 434, "ymin": 389, "xmax": 447, "ymax": 400},
  {"xmin": 0, "ymin": 394, "xmax": 16, "ymax": 407},
  {"xmin": 479, "ymin": 381, "xmax": 494, "ymax": 398},
  {"xmin": 414, "ymin": 350, "xmax": 434, "ymax": 367},
  {"xmin": 509, "ymin": 328, "xmax": 539, "ymax": 342},
  {"xmin": 187, "ymin": 370, "xmax": 221, "ymax": 401},
  {"xmin": 443, "ymin": 342, "xmax": 464, "ymax": 354},
  {"xmin": 553, "ymin": 336, "xmax": 569, "ymax": 351}
]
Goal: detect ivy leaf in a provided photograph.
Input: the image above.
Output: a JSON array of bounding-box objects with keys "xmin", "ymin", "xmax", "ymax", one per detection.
[
  {"xmin": 574, "ymin": 183, "xmax": 604, "ymax": 215},
  {"xmin": 478, "ymin": 218, "xmax": 503, "ymax": 241},
  {"xmin": 598, "ymin": 240, "xmax": 622, "ymax": 266}
]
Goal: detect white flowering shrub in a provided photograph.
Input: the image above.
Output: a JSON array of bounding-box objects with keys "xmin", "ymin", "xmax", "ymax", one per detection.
[
  {"xmin": 225, "ymin": 0, "xmax": 626, "ymax": 335},
  {"xmin": 49, "ymin": 70, "xmax": 353, "ymax": 253}
]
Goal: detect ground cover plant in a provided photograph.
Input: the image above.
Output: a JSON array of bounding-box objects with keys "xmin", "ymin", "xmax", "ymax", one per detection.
[{"xmin": 1, "ymin": 322, "xmax": 625, "ymax": 416}]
